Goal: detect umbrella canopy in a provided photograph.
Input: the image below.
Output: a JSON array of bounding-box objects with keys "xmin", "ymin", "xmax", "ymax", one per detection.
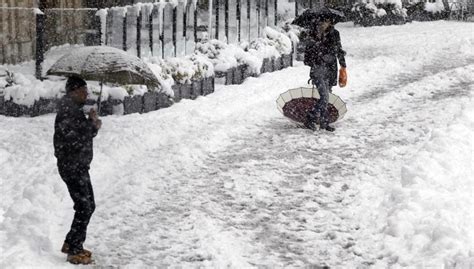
[
  {"xmin": 47, "ymin": 46, "xmax": 160, "ymax": 89},
  {"xmin": 292, "ymin": 7, "xmax": 345, "ymax": 28},
  {"xmin": 276, "ymin": 87, "xmax": 347, "ymax": 125}
]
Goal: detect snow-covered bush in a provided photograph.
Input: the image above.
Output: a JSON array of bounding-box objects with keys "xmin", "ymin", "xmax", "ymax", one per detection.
[
  {"xmin": 405, "ymin": 0, "xmax": 448, "ymax": 21},
  {"xmin": 195, "ymin": 39, "xmax": 263, "ymax": 74},
  {"xmin": 146, "ymin": 54, "xmax": 214, "ymax": 85},
  {"xmin": 0, "ymin": 69, "xmax": 14, "ymax": 88},
  {"xmin": 263, "ymin": 27, "xmax": 293, "ymax": 55},
  {"xmin": 195, "ymin": 39, "xmax": 239, "ymax": 72},
  {"xmin": 280, "ymin": 21, "xmax": 301, "ymax": 46},
  {"xmin": 0, "ymin": 70, "xmax": 63, "ymax": 107},
  {"xmin": 189, "ymin": 54, "xmax": 215, "ymax": 81},
  {"xmin": 351, "ymin": 2, "xmax": 407, "ymax": 26}
]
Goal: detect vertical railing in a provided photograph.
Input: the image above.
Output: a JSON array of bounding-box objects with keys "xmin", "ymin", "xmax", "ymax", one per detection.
[
  {"xmin": 240, "ymin": 0, "xmax": 250, "ymax": 43},
  {"xmin": 175, "ymin": 2, "xmax": 185, "ymax": 57},
  {"xmin": 162, "ymin": 4, "xmax": 174, "ymax": 58},
  {"xmin": 228, "ymin": 0, "xmax": 238, "ymax": 44},
  {"xmin": 99, "ymin": 0, "xmax": 285, "ymax": 59},
  {"xmin": 35, "ymin": 10, "xmax": 45, "ymax": 79}
]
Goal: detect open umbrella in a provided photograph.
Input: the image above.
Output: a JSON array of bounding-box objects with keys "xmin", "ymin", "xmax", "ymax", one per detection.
[
  {"xmin": 47, "ymin": 46, "xmax": 160, "ymax": 112},
  {"xmin": 276, "ymin": 86, "xmax": 347, "ymax": 125},
  {"xmin": 292, "ymin": 7, "xmax": 345, "ymax": 28}
]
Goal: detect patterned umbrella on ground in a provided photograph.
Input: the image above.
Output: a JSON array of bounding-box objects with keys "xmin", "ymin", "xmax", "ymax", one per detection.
[{"xmin": 276, "ymin": 86, "xmax": 347, "ymax": 125}]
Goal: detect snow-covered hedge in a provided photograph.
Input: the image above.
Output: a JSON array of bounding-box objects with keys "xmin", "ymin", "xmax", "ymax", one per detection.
[
  {"xmin": 351, "ymin": 2, "xmax": 408, "ymax": 26},
  {"xmin": 0, "ymin": 70, "xmax": 64, "ymax": 107},
  {"xmin": 1, "ymin": 24, "xmax": 295, "ymax": 116},
  {"xmin": 195, "ymin": 39, "xmax": 261, "ymax": 74},
  {"xmin": 146, "ymin": 54, "xmax": 214, "ymax": 85},
  {"xmin": 349, "ymin": 0, "xmax": 448, "ymax": 26},
  {"xmin": 405, "ymin": 1, "xmax": 448, "ymax": 21},
  {"xmin": 196, "ymin": 27, "xmax": 293, "ymax": 77}
]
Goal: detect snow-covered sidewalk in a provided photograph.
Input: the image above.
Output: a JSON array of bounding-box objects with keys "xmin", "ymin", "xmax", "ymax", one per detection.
[{"xmin": 1, "ymin": 21, "xmax": 473, "ymax": 268}]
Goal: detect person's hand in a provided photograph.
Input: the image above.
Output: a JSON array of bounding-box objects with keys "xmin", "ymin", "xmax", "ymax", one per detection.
[
  {"xmin": 88, "ymin": 108, "xmax": 98, "ymax": 120},
  {"xmin": 339, "ymin": 67, "xmax": 347, "ymax": 88},
  {"xmin": 89, "ymin": 108, "xmax": 102, "ymax": 130}
]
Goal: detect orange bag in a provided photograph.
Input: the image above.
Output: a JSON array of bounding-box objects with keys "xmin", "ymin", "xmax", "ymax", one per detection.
[{"xmin": 339, "ymin": 68, "xmax": 347, "ymax": 87}]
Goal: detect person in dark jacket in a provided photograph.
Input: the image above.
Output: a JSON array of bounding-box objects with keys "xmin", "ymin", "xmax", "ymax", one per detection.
[
  {"xmin": 54, "ymin": 76, "xmax": 102, "ymax": 265},
  {"xmin": 303, "ymin": 17, "xmax": 347, "ymax": 132}
]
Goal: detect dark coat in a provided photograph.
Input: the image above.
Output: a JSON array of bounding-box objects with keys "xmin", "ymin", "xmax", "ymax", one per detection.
[
  {"xmin": 54, "ymin": 96, "xmax": 98, "ymax": 167},
  {"xmin": 303, "ymin": 27, "xmax": 346, "ymax": 86}
]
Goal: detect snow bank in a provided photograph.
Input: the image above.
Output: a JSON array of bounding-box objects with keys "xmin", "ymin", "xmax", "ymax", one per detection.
[{"xmin": 381, "ymin": 104, "xmax": 474, "ymax": 267}]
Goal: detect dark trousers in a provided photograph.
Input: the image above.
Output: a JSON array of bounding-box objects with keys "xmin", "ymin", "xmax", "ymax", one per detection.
[
  {"xmin": 58, "ymin": 162, "xmax": 95, "ymax": 254},
  {"xmin": 309, "ymin": 66, "xmax": 332, "ymax": 127}
]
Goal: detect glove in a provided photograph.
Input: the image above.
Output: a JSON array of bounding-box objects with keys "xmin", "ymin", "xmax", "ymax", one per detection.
[{"xmin": 339, "ymin": 67, "xmax": 347, "ymax": 88}]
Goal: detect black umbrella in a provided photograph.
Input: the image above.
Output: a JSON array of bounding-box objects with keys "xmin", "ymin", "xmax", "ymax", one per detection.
[{"xmin": 292, "ymin": 7, "xmax": 345, "ymax": 28}]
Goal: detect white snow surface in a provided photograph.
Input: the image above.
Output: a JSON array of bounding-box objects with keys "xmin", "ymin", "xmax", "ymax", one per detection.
[{"xmin": 1, "ymin": 21, "xmax": 474, "ymax": 268}]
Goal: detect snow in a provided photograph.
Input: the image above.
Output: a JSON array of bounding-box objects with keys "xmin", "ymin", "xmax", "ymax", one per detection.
[
  {"xmin": 382, "ymin": 104, "xmax": 474, "ymax": 267},
  {"xmin": 33, "ymin": 8, "xmax": 44, "ymax": 15},
  {"xmin": 96, "ymin": 9, "xmax": 108, "ymax": 45},
  {"xmin": 425, "ymin": 0, "xmax": 446, "ymax": 13},
  {"xmin": 1, "ymin": 20, "xmax": 474, "ymax": 268},
  {"xmin": 263, "ymin": 27, "xmax": 293, "ymax": 55}
]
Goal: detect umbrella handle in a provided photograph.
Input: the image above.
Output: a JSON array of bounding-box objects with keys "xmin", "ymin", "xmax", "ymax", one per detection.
[{"xmin": 97, "ymin": 81, "xmax": 103, "ymax": 114}]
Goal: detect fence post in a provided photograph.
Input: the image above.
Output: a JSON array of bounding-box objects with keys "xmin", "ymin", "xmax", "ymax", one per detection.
[
  {"xmin": 295, "ymin": 1, "xmax": 299, "ymax": 17},
  {"xmin": 137, "ymin": 9, "xmax": 142, "ymax": 58},
  {"xmin": 274, "ymin": 0, "xmax": 278, "ymax": 26},
  {"xmin": 35, "ymin": 10, "xmax": 45, "ymax": 80},
  {"xmin": 215, "ymin": 0, "xmax": 219, "ymax": 40},
  {"xmin": 85, "ymin": 10, "xmax": 102, "ymax": 46},
  {"xmin": 173, "ymin": 6, "xmax": 177, "ymax": 56},
  {"xmin": 225, "ymin": 0, "xmax": 229, "ymax": 42},
  {"xmin": 149, "ymin": 11, "xmax": 153, "ymax": 56},
  {"xmin": 123, "ymin": 14, "xmax": 127, "ymax": 51},
  {"xmin": 194, "ymin": 5, "xmax": 198, "ymax": 42}
]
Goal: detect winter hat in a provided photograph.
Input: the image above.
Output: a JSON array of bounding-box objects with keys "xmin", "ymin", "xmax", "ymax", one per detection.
[{"xmin": 66, "ymin": 76, "xmax": 87, "ymax": 93}]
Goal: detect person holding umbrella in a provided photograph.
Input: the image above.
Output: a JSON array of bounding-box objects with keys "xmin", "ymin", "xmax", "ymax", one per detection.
[
  {"xmin": 299, "ymin": 7, "xmax": 348, "ymax": 132},
  {"xmin": 54, "ymin": 76, "xmax": 102, "ymax": 265},
  {"xmin": 47, "ymin": 46, "xmax": 162, "ymax": 264}
]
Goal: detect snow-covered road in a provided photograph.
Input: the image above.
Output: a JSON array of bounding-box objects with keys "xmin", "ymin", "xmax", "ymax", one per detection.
[{"xmin": 1, "ymin": 21, "xmax": 473, "ymax": 268}]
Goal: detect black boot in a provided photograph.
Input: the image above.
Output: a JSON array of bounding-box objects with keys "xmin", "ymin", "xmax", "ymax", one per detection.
[
  {"xmin": 320, "ymin": 122, "xmax": 335, "ymax": 132},
  {"xmin": 324, "ymin": 125, "xmax": 336, "ymax": 132},
  {"xmin": 304, "ymin": 114, "xmax": 317, "ymax": 131},
  {"xmin": 304, "ymin": 121, "xmax": 317, "ymax": 131}
]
